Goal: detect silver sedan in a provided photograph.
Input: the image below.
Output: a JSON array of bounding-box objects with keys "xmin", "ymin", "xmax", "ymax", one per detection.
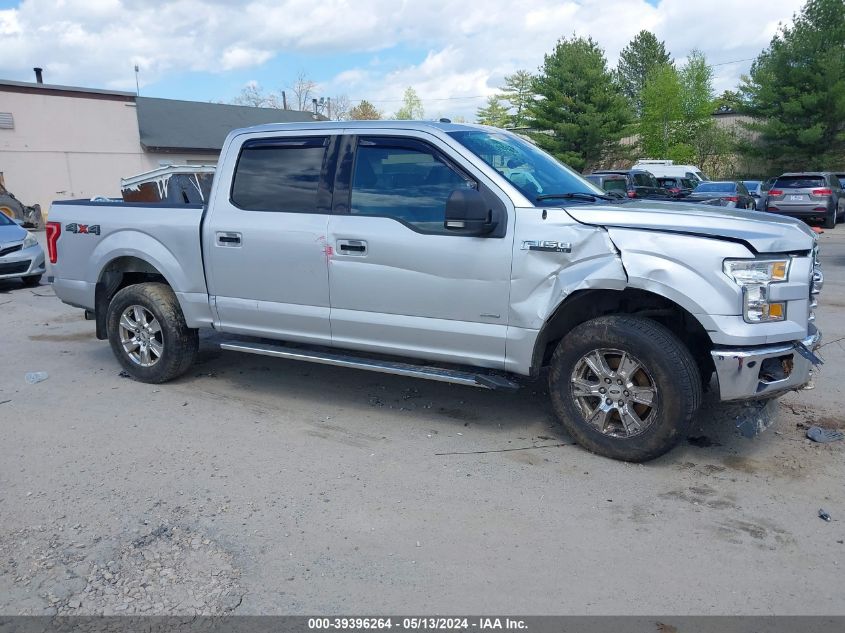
[{"xmin": 0, "ymin": 214, "xmax": 46, "ymax": 286}]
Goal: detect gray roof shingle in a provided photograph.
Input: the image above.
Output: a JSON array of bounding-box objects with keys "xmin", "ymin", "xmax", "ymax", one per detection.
[{"xmin": 135, "ymin": 97, "xmax": 325, "ymax": 152}]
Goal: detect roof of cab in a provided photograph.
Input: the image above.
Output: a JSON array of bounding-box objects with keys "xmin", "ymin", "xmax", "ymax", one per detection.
[{"xmin": 231, "ymin": 119, "xmax": 489, "ymax": 135}]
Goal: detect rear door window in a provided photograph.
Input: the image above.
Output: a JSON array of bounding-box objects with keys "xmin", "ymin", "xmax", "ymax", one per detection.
[{"xmin": 231, "ymin": 137, "xmax": 329, "ymax": 212}]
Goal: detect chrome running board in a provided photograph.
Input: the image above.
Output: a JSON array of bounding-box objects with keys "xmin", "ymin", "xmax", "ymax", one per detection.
[{"xmin": 219, "ymin": 341, "xmax": 520, "ymax": 391}]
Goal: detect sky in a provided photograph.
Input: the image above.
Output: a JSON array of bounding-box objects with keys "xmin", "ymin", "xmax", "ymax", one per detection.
[{"xmin": 0, "ymin": 0, "xmax": 805, "ymax": 120}]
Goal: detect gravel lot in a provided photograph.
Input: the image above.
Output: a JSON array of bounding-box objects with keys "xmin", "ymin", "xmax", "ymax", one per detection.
[{"xmin": 1, "ymin": 229, "xmax": 843, "ymax": 615}]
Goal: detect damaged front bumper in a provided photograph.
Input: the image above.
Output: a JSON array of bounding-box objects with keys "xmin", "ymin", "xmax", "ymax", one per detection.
[{"xmin": 710, "ymin": 325, "xmax": 822, "ymax": 401}]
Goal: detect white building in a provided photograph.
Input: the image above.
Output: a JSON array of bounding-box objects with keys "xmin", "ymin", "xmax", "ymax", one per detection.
[{"xmin": 0, "ymin": 77, "xmax": 321, "ymax": 216}]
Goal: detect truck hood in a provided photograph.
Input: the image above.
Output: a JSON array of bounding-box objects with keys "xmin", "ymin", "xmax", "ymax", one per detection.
[{"xmin": 565, "ymin": 200, "xmax": 816, "ymax": 253}]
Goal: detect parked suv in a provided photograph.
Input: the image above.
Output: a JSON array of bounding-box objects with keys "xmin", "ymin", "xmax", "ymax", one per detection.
[
  {"xmin": 766, "ymin": 172, "xmax": 844, "ymax": 228},
  {"xmin": 589, "ymin": 169, "xmax": 670, "ymax": 200}
]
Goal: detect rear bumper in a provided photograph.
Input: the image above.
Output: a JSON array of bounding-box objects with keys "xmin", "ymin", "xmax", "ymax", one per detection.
[
  {"xmin": 711, "ymin": 326, "xmax": 822, "ymax": 401},
  {"xmin": 766, "ymin": 203, "xmax": 832, "ymax": 216}
]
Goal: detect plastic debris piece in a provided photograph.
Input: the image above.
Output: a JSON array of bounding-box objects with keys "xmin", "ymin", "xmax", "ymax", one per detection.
[
  {"xmin": 806, "ymin": 426, "xmax": 844, "ymax": 443},
  {"xmin": 24, "ymin": 371, "xmax": 48, "ymax": 384},
  {"xmin": 819, "ymin": 509, "xmax": 832, "ymax": 522}
]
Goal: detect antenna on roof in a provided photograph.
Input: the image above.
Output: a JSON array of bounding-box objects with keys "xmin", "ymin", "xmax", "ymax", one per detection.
[{"xmin": 134, "ymin": 64, "xmax": 140, "ymax": 96}]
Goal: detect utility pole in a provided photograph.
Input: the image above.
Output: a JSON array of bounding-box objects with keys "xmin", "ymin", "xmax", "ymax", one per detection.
[
  {"xmin": 134, "ymin": 65, "xmax": 140, "ymax": 96},
  {"xmin": 281, "ymin": 90, "xmax": 288, "ymax": 110}
]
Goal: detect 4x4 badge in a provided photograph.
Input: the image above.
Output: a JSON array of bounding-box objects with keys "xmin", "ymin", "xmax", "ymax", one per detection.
[
  {"xmin": 521, "ymin": 240, "xmax": 571, "ymax": 253},
  {"xmin": 66, "ymin": 223, "xmax": 101, "ymax": 236}
]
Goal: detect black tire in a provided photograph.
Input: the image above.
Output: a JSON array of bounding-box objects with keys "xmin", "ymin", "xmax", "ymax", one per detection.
[
  {"xmin": 548, "ymin": 315, "xmax": 702, "ymax": 462},
  {"xmin": 823, "ymin": 206, "xmax": 836, "ymax": 229},
  {"xmin": 106, "ymin": 282, "xmax": 198, "ymax": 383},
  {"xmin": 20, "ymin": 274, "xmax": 42, "ymax": 287}
]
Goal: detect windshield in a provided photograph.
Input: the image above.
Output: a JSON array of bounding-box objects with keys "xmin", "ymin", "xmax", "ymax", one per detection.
[
  {"xmin": 693, "ymin": 182, "xmax": 734, "ymax": 193},
  {"xmin": 743, "ymin": 181, "xmax": 760, "ymax": 190},
  {"xmin": 0, "ymin": 212, "xmax": 14, "ymax": 226},
  {"xmin": 448, "ymin": 130, "xmax": 604, "ymax": 205}
]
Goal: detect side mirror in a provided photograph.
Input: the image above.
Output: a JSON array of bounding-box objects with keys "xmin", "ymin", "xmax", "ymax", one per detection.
[{"xmin": 444, "ymin": 188, "xmax": 497, "ymax": 236}]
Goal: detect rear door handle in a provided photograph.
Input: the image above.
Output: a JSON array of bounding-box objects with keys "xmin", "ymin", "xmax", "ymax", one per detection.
[
  {"xmin": 337, "ymin": 239, "xmax": 367, "ymax": 255},
  {"xmin": 216, "ymin": 231, "xmax": 242, "ymax": 247}
]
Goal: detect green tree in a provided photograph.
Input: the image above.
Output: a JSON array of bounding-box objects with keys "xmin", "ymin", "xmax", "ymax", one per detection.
[
  {"xmin": 476, "ymin": 96, "xmax": 511, "ymax": 127},
  {"xmin": 499, "ymin": 70, "xmax": 534, "ymax": 127},
  {"xmin": 639, "ymin": 51, "xmax": 723, "ymax": 164},
  {"xmin": 678, "ymin": 49, "xmax": 715, "ymax": 137},
  {"xmin": 394, "ymin": 87, "xmax": 425, "ymax": 120},
  {"xmin": 741, "ymin": 0, "xmax": 845, "ymax": 170},
  {"xmin": 526, "ymin": 36, "xmax": 631, "ymax": 171},
  {"xmin": 715, "ymin": 89, "xmax": 744, "ymax": 113},
  {"xmin": 348, "ymin": 100, "xmax": 382, "ymax": 120},
  {"xmin": 616, "ymin": 30, "xmax": 672, "ymax": 115},
  {"xmin": 639, "ymin": 63, "xmax": 684, "ymax": 159}
]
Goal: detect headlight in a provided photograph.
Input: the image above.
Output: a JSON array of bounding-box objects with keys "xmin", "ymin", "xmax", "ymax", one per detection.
[
  {"xmin": 723, "ymin": 259, "xmax": 789, "ymax": 323},
  {"xmin": 22, "ymin": 232, "xmax": 38, "ymax": 249}
]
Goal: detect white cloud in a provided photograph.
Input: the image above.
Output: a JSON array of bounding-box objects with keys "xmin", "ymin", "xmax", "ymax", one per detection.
[{"xmin": 0, "ymin": 0, "xmax": 804, "ymax": 116}]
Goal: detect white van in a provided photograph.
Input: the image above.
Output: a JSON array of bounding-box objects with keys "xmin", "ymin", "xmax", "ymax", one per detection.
[{"xmin": 632, "ymin": 160, "xmax": 709, "ymax": 183}]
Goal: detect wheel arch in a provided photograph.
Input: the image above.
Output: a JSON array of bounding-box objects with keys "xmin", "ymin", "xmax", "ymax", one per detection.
[
  {"xmin": 531, "ymin": 287, "xmax": 714, "ymax": 382},
  {"xmin": 93, "ymin": 255, "xmax": 172, "ymax": 340}
]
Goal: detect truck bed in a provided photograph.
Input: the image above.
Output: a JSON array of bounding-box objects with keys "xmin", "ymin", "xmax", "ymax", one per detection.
[{"xmin": 48, "ymin": 200, "xmax": 209, "ymax": 325}]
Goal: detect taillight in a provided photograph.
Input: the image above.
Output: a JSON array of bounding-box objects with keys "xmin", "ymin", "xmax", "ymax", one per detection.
[
  {"xmin": 812, "ymin": 188, "xmax": 832, "ymax": 196},
  {"xmin": 768, "ymin": 189, "xmax": 783, "ymax": 196},
  {"xmin": 46, "ymin": 221, "xmax": 61, "ymax": 264},
  {"xmin": 725, "ymin": 196, "xmax": 739, "ymax": 202},
  {"xmin": 627, "ymin": 190, "xmax": 637, "ymax": 198}
]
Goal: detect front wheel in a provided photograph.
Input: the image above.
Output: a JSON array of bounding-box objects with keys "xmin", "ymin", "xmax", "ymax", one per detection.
[
  {"xmin": 106, "ymin": 282, "xmax": 198, "ymax": 383},
  {"xmin": 20, "ymin": 274, "xmax": 42, "ymax": 287},
  {"xmin": 548, "ymin": 315, "xmax": 702, "ymax": 462}
]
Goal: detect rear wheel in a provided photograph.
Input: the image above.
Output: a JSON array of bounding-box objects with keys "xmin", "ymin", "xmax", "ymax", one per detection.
[
  {"xmin": 548, "ymin": 315, "xmax": 702, "ymax": 462},
  {"xmin": 106, "ymin": 282, "xmax": 198, "ymax": 383},
  {"xmin": 823, "ymin": 206, "xmax": 836, "ymax": 229}
]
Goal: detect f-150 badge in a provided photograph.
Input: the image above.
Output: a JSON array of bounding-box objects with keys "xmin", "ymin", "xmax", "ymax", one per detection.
[{"xmin": 521, "ymin": 240, "xmax": 571, "ymax": 253}]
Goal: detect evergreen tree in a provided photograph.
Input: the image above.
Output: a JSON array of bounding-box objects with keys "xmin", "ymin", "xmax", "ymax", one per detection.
[
  {"xmin": 476, "ymin": 96, "xmax": 511, "ymax": 128},
  {"xmin": 526, "ymin": 36, "xmax": 631, "ymax": 171},
  {"xmin": 741, "ymin": 0, "xmax": 845, "ymax": 170},
  {"xmin": 616, "ymin": 30, "xmax": 672, "ymax": 115},
  {"xmin": 498, "ymin": 70, "xmax": 534, "ymax": 127}
]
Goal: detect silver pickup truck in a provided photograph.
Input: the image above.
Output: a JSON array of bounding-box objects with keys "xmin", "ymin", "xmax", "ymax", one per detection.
[{"xmin": 47, "ymin": 121, "xmax": 823, "ymax": 461}]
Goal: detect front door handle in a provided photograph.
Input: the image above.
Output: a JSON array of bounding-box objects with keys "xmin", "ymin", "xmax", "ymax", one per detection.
[
  {"xmin": 337, "ymin": 239, "xmax": 367, "ymax": 255},
  {"xmin": 216, "ymin": 232, "xmax": 242, "ymax": 247}
]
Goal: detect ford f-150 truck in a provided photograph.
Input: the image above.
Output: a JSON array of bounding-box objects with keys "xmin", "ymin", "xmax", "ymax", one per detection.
[{"xmin": 47, "ymin": 121, "xmax": 823, "ymax": 461}]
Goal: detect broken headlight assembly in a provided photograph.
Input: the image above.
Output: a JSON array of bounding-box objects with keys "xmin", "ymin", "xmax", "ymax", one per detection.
[{"xmin": 723, "ymin": 258, "xmax": 789, "ymax": 323}]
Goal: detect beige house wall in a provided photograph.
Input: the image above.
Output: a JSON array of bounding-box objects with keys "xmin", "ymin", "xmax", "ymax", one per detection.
[{"xmin": 0, "ymin": 90, "xmax": 217, "ymax": 217}]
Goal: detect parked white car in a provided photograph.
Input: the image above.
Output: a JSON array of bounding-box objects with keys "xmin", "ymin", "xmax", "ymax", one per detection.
[{"xmin": 632, "ymin": 160, "xmax": 708, "ymax": 183}]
